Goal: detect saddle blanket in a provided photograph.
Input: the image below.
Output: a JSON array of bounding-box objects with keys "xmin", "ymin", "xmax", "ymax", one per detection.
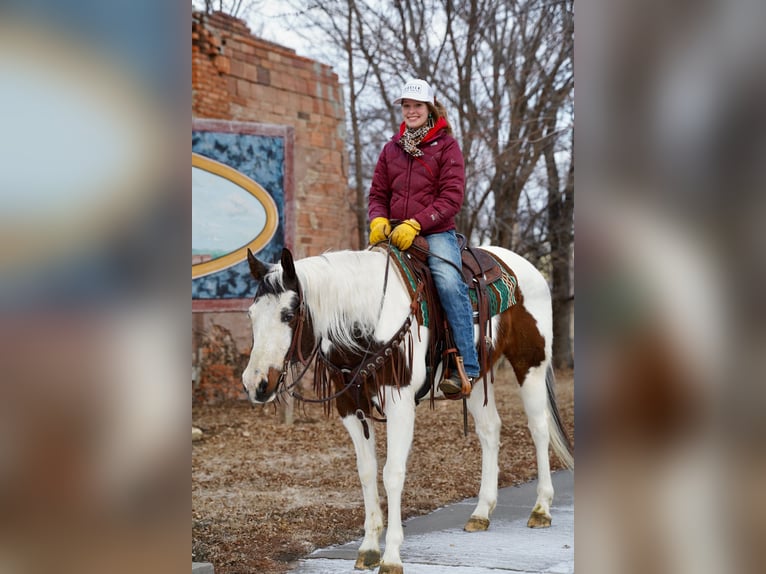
[{"xmin": 388, "ymin": 246, "xmax": 517, "ymax": 328}]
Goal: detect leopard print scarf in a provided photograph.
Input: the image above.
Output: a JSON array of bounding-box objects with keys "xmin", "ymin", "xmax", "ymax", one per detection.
[{"xmin": 398, "ymin": 123, "xmax": 432, "ymax": 157}]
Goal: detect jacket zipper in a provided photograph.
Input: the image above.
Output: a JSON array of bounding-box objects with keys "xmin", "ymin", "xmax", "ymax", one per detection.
[
  {"xmin": 402, "ymin": 137, "xmax": 436, "ymax": 217},
  {"xmin": 404, "ymin": 155, "xmax": 413, "ymax": 217}
]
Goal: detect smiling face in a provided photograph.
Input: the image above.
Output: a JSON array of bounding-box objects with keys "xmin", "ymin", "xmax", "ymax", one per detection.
[{"xmin": 401, "ymin": 99, "xmax": 429, "ymax": 129}]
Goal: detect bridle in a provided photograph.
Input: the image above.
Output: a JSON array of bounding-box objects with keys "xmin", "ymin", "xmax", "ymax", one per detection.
[
  {"xmin": 274, "ymin": 281, "xmax": 318, "ymax": 392},
  {"xmin": 274, "ymin": 248, "xmax": 422, "ymax": 408}
]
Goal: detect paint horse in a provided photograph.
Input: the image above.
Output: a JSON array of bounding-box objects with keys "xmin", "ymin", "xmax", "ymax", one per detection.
[{"xmin": 242, "ymin": 245, "xmax": 574, "ymax": 574}]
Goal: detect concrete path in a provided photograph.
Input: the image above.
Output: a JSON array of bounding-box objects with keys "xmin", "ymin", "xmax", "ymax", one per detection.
[{"xmin": 289, "ymin": 470, "xmax": 574, "ymax": 573}]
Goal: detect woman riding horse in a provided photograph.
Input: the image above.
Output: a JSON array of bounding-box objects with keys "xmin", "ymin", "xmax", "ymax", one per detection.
[{"xmin": 368, "ymin": 78, "xmax": 479, "ymax": 397}]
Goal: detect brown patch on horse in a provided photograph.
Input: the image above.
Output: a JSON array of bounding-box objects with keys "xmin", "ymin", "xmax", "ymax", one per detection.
[
  {"xmin": 494, "ymin": 284, "xmax": 546, "ymax": 386},
  {"xmin": 265, "ymin": 366, "xmax": 283, "ymax": 396}
]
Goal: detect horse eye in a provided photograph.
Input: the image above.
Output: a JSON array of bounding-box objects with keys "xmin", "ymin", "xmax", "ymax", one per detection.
[{"xmin": 281, "ymin": 309, "xmax": 295, "ymax": 323}]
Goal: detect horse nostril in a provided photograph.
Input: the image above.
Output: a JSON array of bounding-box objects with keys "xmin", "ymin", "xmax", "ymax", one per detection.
[{"xmin": 257, "ymin": 380, "xmax": 268, "ymax": 395}]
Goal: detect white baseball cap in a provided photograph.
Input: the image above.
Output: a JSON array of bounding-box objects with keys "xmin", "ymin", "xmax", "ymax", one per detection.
[{"xmin": 393, "ymin": 79, "xmax": 435, "ymax": 105}]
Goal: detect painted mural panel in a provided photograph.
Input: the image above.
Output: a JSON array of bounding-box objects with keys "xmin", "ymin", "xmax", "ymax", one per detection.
[
  {"xmin": 192, "ymin": 153, "xmax": 278, "ymax": 278},
  {"xmin": 192, "ymin": 130, "xmax": 286, "ymax": 300}
]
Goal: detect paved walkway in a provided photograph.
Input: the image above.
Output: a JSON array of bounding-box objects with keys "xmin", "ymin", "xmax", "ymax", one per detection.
[{"xmin": 289, "ymin": 470, "xmax": 574, "ymax": 573}]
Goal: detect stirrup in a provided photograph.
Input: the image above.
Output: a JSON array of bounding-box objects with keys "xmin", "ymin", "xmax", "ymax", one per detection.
[{"xmin": 438, "ymin": 356, "xmax": 474, "ymax": 398}]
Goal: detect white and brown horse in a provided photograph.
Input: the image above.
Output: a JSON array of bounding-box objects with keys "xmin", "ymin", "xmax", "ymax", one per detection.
[{"xmin": 242, "ymin": 245, "xmax": 573, "ymax": 574}]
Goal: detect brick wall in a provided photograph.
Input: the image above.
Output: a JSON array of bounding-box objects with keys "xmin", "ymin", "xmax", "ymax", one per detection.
[
  {"xmin": 192, "ymin": 10, "xmax": 358, "ymax": 257},
  {"xmin": 192, "ymin": 12, "xmax": 358, "ymax": 397}
]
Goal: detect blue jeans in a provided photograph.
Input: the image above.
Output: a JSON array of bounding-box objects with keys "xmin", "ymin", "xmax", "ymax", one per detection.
[{"xmin": 425, "ymin": 230, "xmax": 480, "ymax": 377}]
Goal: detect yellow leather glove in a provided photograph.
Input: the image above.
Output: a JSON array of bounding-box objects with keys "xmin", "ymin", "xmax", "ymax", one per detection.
[
  {"xmin": 369, "ymin": 217, "xmax": 391, "ymax": 244},
  {"xmin": 389, "ymin": 219, "xmax": 421, "ymax": 250}
]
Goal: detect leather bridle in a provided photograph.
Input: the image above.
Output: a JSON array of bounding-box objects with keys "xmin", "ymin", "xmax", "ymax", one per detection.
[{"xmin": 277, "ymin": 250, "xmax": 421, "ymax": 407}]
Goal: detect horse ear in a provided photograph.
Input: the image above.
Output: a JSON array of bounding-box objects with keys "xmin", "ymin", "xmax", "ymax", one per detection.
[
  {"xmin": 280, "ymin": 248, "xmax": 298, "ymax": 289},
  {"xmin": 247, "ymin": 248, "xmax": 270, "ymax": 281}
]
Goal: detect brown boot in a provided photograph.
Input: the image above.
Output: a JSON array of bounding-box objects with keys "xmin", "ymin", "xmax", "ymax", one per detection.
[
  {"xmin": 438, "ymin": 356, "xmax": 475, "ymax": 397},
  {"xmin": 438, "ymin": 375, "xmax": 463, "ymax": 396}
]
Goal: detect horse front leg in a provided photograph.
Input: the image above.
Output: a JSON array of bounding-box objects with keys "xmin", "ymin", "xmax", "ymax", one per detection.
[
  {"xmin": 464, "ymin": 377, "xmax": 501, "ymax": 532},
  {"xmin": 341, "ymin": 413, "xmax": 383, "ymax": 570},
  {"xmin": 378, "ymin": 385, "xmax": 416, "ymax": 574}
]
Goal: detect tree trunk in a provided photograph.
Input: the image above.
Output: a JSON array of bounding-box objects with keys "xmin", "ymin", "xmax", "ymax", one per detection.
[
  {"xmin": 346, "ymin": 0, "xmax": 368, "ymax": 248},
  {"xmin": 546, "ymin": 140, "xmax": 574, "ymax": 369}
]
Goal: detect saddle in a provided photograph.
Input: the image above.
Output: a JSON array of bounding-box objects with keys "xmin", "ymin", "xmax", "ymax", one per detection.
[{"xmin": 381, "ymin": 235, "xmax": 516, "ymax": 403}]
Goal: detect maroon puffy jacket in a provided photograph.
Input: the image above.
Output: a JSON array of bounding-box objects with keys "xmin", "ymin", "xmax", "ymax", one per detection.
[{"xmin": 368, "ymin": 117, "xmax": 465, "ymax": 235}]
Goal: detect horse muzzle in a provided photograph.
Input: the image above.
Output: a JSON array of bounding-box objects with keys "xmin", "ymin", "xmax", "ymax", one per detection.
[{"xmin": 243, "ymin": 367, "xmax": 283, "ymax": 404}]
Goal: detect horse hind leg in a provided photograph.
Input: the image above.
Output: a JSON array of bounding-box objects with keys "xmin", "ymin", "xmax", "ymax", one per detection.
[
  {"xmin": 497, "ymin": 293, "xmax": 559, "ymax": 528},
  {"xmin": 340, "ymin": 413, "xmax": 383, "ymax": 569},
  {"xmin": 464, "ymin": 379, "xmax": 501, "ymax": 532},
  {"xmin": 518, "ymin": 364, "xmax": 556, "ymax": 528}
]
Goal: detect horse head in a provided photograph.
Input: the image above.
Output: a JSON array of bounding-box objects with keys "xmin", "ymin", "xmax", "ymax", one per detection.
[{"xmin": 242, "ymin": 247, "xmax": 304, "ymax": 404}]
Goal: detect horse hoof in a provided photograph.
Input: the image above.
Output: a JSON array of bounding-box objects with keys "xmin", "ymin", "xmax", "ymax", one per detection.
[
  {"xmin": 355, "ymin": 550, "xmax": 381, "ymax": 569},
  {"xmin": 377, "ymin": 562, "xmax": 404, "ymax": 574},
  {"xmin": 527, "ymin": 509, "xmax": 552, "ymax": 528},
  {"xmin": 464, "ymin": 515, "xmax": 490, "ymax": 532}
]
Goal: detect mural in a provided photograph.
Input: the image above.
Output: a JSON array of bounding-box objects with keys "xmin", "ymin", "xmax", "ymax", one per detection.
[
  {"xmin": 192, "ymin": 128, "xmax": 286, "ymax": 301},
  {"xmin": 192, "ymin": 153, "xmax": 278, "ymax": 278}
]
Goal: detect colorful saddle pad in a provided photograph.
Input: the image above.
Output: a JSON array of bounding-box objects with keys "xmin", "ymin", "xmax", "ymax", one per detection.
[{"xmin": 387, "ymin": 245, "xmax": 517, "ymax": 328}]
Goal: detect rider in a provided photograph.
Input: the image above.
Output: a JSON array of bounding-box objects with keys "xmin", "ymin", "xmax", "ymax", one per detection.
[{"xmin": 367, "ymin": 78, "xmax": 480, "ymax": 396}]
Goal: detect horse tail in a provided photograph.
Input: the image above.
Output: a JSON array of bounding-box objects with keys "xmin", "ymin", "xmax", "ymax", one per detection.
[{"xmin": 546, "ymin": 365, "xmax": 574, "ymax": 470}]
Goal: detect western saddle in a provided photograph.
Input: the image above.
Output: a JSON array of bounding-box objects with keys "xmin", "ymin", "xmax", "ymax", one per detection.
[{"xmin": 378, "ymin": 235, "xmax": 511, "ymax": 403}]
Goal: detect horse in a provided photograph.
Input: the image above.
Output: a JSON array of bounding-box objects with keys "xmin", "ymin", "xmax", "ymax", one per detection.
[{"xmin": 242, "ymin": 244, "xmax": 574, "ymax": 574}]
